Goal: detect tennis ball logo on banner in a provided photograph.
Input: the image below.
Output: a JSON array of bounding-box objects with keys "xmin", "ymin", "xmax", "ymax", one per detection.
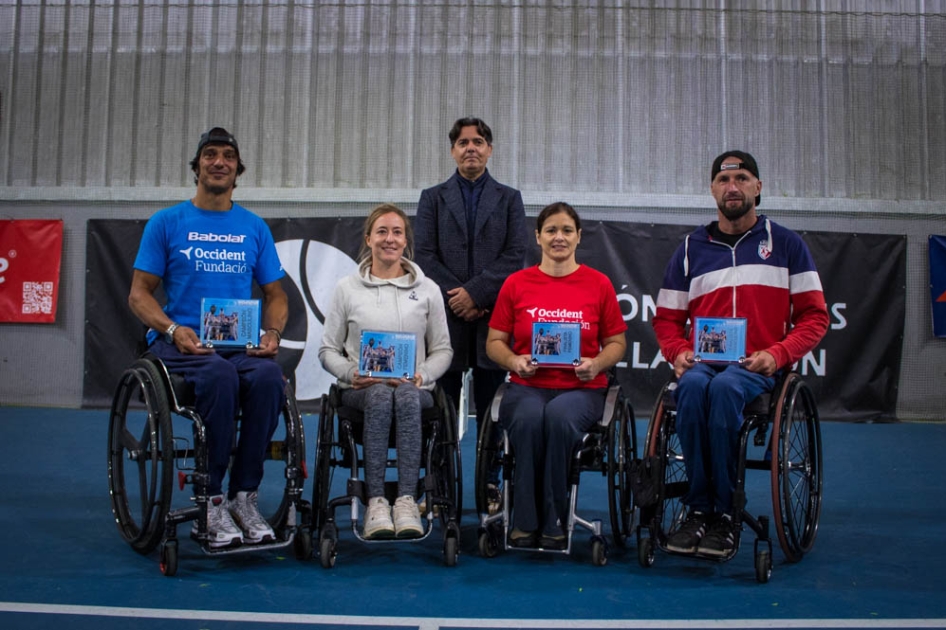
[{"xmin": 273, "ymin": 238, "xmax": 358, "ymax": 403}]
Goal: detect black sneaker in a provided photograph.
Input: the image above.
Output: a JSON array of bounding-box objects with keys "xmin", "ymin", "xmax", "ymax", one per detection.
[
  {"xmin": 665, "ymin": 510, "xmax": 708, "ymax": 554},
  {"xmin": 486, "ymin": 483, "xmax": 503, "ymax": 516},
  {"xmin": 698, "ymin": 513, "xmax": 736, "ymax": 557},
  {"xmin": 509, "ymin": 528, "xmax": 538, "ymax": 548},
  {"xmin": 539, "ymin": 533, "xmax": 567, "ymax": 551}
]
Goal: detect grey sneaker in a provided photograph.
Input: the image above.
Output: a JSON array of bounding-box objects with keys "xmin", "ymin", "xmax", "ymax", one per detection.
[
  {"xmin": 393, "ymin": 495, "xmax": 424, "ymax": 539},
  {"xmin": 665, "ymin": 510, "xmax": 708, "ymax": 554},
  {"xmin": 192, "ymin": 494, "xmax": 243, "ymax": 549},
  {"xmin": 229, "ymin": 490, "xmax": 275, "ymax": 544},
  {"xmin": 364, "ymin": 497, "xmax": 395, "ymax": 539}
]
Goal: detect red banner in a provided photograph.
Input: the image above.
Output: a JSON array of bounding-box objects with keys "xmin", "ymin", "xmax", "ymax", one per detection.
[{"xmin": 0, "ymin": 220, "xmax": 64, "ymax": 323}]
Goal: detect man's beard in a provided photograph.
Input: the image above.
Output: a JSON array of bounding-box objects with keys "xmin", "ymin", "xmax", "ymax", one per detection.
[
  {"xmin": 718, "ymin": 196, "xmax": 753, "ymax": 221},
  {"xmin": 205, "ymin": 182, "xmax": 231, "ymax": 195}
]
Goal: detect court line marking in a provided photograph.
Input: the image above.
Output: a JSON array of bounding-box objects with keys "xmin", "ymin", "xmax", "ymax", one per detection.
[{"xmin": 2, "ymin": 602, "xmax": 946, "ymax": 629}]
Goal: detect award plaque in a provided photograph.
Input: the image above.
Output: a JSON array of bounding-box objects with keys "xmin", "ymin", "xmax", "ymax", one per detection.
[
  {"xmin": 360, "ymin": 330, "xmax": 417, "ymax": 379},
  {"xmin": 693, "ymin": 317, "xmax": 747, "ymax": 364},
  {"xmin": 530, "ymin": 322, "xmax": 581, "ymax": 367},
  {"xmin": 200, "ymin": 298, "xmax": 261, "ymax": 349}
]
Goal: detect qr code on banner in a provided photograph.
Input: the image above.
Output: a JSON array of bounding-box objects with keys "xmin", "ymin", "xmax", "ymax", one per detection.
[{"xmin": 22, "ymin": 281, "xmax": 54, "ymax": 314}]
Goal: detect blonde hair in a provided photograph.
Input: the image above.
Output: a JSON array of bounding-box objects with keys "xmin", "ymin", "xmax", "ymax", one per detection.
[{"xmin": 358, "ymin": 203, "xmax": 414, "ymax": 263}]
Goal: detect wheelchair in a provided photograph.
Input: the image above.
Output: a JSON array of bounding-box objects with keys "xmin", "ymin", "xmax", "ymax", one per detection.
[
  {"xmin": 474, "ymin": 380, "xmax": 638, "ymax": 566},
  {"xmin": 635, "ymin": 371, "xmax": 823, "ymax": 582},
  {"xmin": 107, "ymin": 353, "xmax": 311, "ymax": 576},
  {"xmin": 311, "ymin": 383, "xmax": 462, "ymax": 568}
]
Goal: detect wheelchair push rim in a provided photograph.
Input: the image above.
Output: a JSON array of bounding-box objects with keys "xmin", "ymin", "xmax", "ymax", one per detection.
[
  {"xmin": 770, "ymin": 373, "xmax": 823, "ymax": 562},
  {"xmin": 644, "ymin": 384, "xmax": 689, "ymax": 548},
  {"xmin": 107, "ymin": 358, "xmax": 175, "ymax": 555},
  {"xmin": 606, "ymin": 393, "xmax": 637, "ymax": 548}
]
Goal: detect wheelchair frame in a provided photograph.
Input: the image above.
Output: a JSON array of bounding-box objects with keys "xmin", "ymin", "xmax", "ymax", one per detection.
[
  {"xmin": 474, "ymin": 381, "xmax": 638, "ymax": 566},
  {"xmin": 311, "ymin": 383, "xmax": 463, "ymax": 568},
  {"xmin": 636, "ymin": 371, "xmax": 823, "ymax": 582},
  {"xmin": 107, "ymin": 354, "xmax": 312, "ymax": 576}
]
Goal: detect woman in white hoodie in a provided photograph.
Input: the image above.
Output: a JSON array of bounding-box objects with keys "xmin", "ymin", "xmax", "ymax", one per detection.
[{"xmin": 319, "ymin": 204, "xmax": 453, "ymax": 539}]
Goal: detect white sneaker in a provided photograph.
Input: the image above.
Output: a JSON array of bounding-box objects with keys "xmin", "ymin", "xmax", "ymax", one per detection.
[
  {"xmin": 363, "ymin": 497, "xmax": 395, "ymax": 539},
  {"xmin": 229, "ymin": 490, "xmax": 276, "ymax": 544},
  {"xmin": 191, "ymin": 494, "xmax": 243, "ymax": 549},
  {"xmin": 393, "ymin": 495, "xmax": 423, "ymax": 539}
]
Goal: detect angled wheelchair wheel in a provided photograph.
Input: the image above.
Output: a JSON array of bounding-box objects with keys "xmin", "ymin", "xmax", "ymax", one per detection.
[
  {"xmin": 311, "ymin": 392, "xmax": 336, "ymax": 535},
  {"xmin": 107, "ymin": 358, "xmax": 174, "ymax": 555},
  {"xmin": 265, "ymin": 380, "xmax": 307, "ymax": 533},
  {"xmin": 770, "ymin": 373, "xmax": 823, "ymax": 562},
  {"xmin": 606, "ymin": 392, "xmax": 636, "ymax": 548},
  {"xmin": 645, "ymin": 383, "xmax": 689, "ymax": 544},
  {"xmin": 433, "ymin": 388, "xmax": 463, "ymax": 530},
  {"xmin": 474, "ymin": 403, "xmax": 501, "ymax": 518}
]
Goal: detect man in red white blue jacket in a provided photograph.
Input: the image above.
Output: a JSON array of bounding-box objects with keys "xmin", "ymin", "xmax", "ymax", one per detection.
[{"xmin": 652, "ymin": 150, "xmax": 829, "ymax": 558}]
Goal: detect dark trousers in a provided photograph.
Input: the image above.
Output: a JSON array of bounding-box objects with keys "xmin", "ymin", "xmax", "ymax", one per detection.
[
  {"xmin": 499, "ymin": 383, "xmax": 605, "ymax": 535},
  {"xmin": 674, "ymin": 362, "xmax": 775, "ymax": 515},
  {"xmin": 150, "ymin": 340, "xmax": 284, "ymax": 497}
]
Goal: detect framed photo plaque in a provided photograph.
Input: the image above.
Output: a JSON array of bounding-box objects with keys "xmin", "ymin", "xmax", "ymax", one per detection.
[
  {"xmin": 530, "ymin": 322, "xmax": 581, "ymax": 367},
  {"xmin": 360, "ymin": 330, "xmax": 417, "ymax": 379},
  {"xmin": 693, "ymin": 317, "xmax": 747, "ymax": 364},
  {"xmin": 200, "ymin": 298, "xmax": 261, "ymax": 349}
]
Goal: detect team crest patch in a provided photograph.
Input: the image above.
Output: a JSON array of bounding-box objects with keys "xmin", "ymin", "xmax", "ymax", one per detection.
[{"xmin": 758, "ymin": 239, "xmax": 772, "ymax": 260}]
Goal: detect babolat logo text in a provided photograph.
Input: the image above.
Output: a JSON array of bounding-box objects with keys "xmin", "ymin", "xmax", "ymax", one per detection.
[{"xmin": 188, "ymin": 231, "xmax": 247, "ymax": 244}]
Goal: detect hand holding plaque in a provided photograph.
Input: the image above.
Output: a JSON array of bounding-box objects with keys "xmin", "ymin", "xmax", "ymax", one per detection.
[
  {"xmin": 693, "ymin": 317, "xmax": 747, "ymax": 364},
  {"xmin": 529, "ymin": 322, "xmax": 581, "ymax": 367},
  {"xmin": 359, "ymin": 330, "xmax": 417, "ymax": 379},
  {"xmin": 200, "ymin": 298, "xmax": 261, "ymax": 349}
]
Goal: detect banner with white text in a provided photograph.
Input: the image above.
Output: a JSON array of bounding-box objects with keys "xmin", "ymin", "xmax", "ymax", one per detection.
[{"xmin": 83, "ymin": 218, "xmax": 905, "ymax": 421}]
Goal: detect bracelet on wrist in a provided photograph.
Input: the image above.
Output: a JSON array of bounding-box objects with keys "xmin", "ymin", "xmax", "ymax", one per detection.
[{"xmin": 266, "ymin": 328, "xmax": 283, "ymax": 343}]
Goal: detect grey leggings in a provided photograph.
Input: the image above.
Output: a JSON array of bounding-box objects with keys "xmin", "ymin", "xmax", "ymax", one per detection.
[{"xmin": 341, "ymin": 382, "xmax": 433, "ymax": 499}]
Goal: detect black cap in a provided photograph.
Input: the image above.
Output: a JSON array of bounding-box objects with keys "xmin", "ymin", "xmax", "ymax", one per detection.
[
  {"xmin": 195, "ymin": 127, "xmax": 239, "ymax": 158},
  {"xmin": 711, "ymin": 150, "xmax": 761, "ymax": 206}
]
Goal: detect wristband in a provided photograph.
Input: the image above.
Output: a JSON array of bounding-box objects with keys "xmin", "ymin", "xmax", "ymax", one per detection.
[{"xmin": 266, "ymin": 328, "xmax": 283, "ymax": 343}]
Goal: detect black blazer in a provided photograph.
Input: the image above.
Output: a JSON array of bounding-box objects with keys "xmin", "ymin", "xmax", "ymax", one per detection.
[{"xmin": 414, "ymin": 170, "xmax": 527, "ymax": 371}]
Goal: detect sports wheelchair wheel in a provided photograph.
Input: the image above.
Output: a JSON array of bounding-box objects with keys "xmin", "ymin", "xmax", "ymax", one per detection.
[
  {"xmin": 643, "ymin": 382, "xmax": 689, "ymax": 548},
  {"xmin": 431, "ymin": 386, "xmax": 463, "ymax": 532},
  {"xmin": 312, "ymin": 393, "xmax": 334, "ymax": 535},
  {"xmin": 605, "ymin": 387, "xmax": 637, "ymax": 548},
  {"xmin": 108, "ymin": 358, "xmax": 175, "ymax": 555},
  {"xmin": 266, "ymin": 381, "xmax": 308, "ymax": 533},
  {"xmin": 474, "ymin": 390, "xmax": 503, "ymax": 519},
  {"xmin": 770, "ymin": 373, "xmax": 823, "ymax": 562}
]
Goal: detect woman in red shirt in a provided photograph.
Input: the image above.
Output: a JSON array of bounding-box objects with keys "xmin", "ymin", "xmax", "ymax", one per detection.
[{"xmin": 486, "ymin": 202, "xmax": 627, "ymax": 549}]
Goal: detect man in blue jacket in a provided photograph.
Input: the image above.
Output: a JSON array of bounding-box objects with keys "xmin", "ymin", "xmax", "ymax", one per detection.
[{"xmin": 415, "ymin": 117, "xmax": 527, "ymax": 508}]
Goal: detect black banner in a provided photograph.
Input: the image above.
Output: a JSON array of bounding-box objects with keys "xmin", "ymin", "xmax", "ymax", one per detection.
[{"xmin": 84, "ymin": 218, "xmax": 905, "ymax": 421}]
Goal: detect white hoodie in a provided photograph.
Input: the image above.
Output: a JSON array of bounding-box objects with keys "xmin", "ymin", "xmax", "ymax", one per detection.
[{"xmin": 319, "ymin": 257, "xmax": 453, "ymax": 390}]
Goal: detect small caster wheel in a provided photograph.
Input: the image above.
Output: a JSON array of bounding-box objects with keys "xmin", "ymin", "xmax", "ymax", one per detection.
[
  {"xmin": 443, "ymin": 536, "xmax": 459, "ymax": 567},
  {"xmin": 478, "ymin": 531, "xmax": 498, "ymax": 558},
  {"xmin": 638, "ymin": 537, "xmax": 655, "ymax": 568},
  {"xmin": 294, "ymin": 529, "xmax": 313, "ymax": 560},
  {"xmin": 160, "ymin": 540, "xmax": 178, "ymax": 577},
  {"xmin": 755, "ymin": 548, "xmax": 772, "ymax": 583},
  {"xmin": 591, "ymin": 539, "xmax": 608, "ymax": 566},
  {"xmin": 319, "ymin": 536, "xmax": 337, "ymax": 569}
]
